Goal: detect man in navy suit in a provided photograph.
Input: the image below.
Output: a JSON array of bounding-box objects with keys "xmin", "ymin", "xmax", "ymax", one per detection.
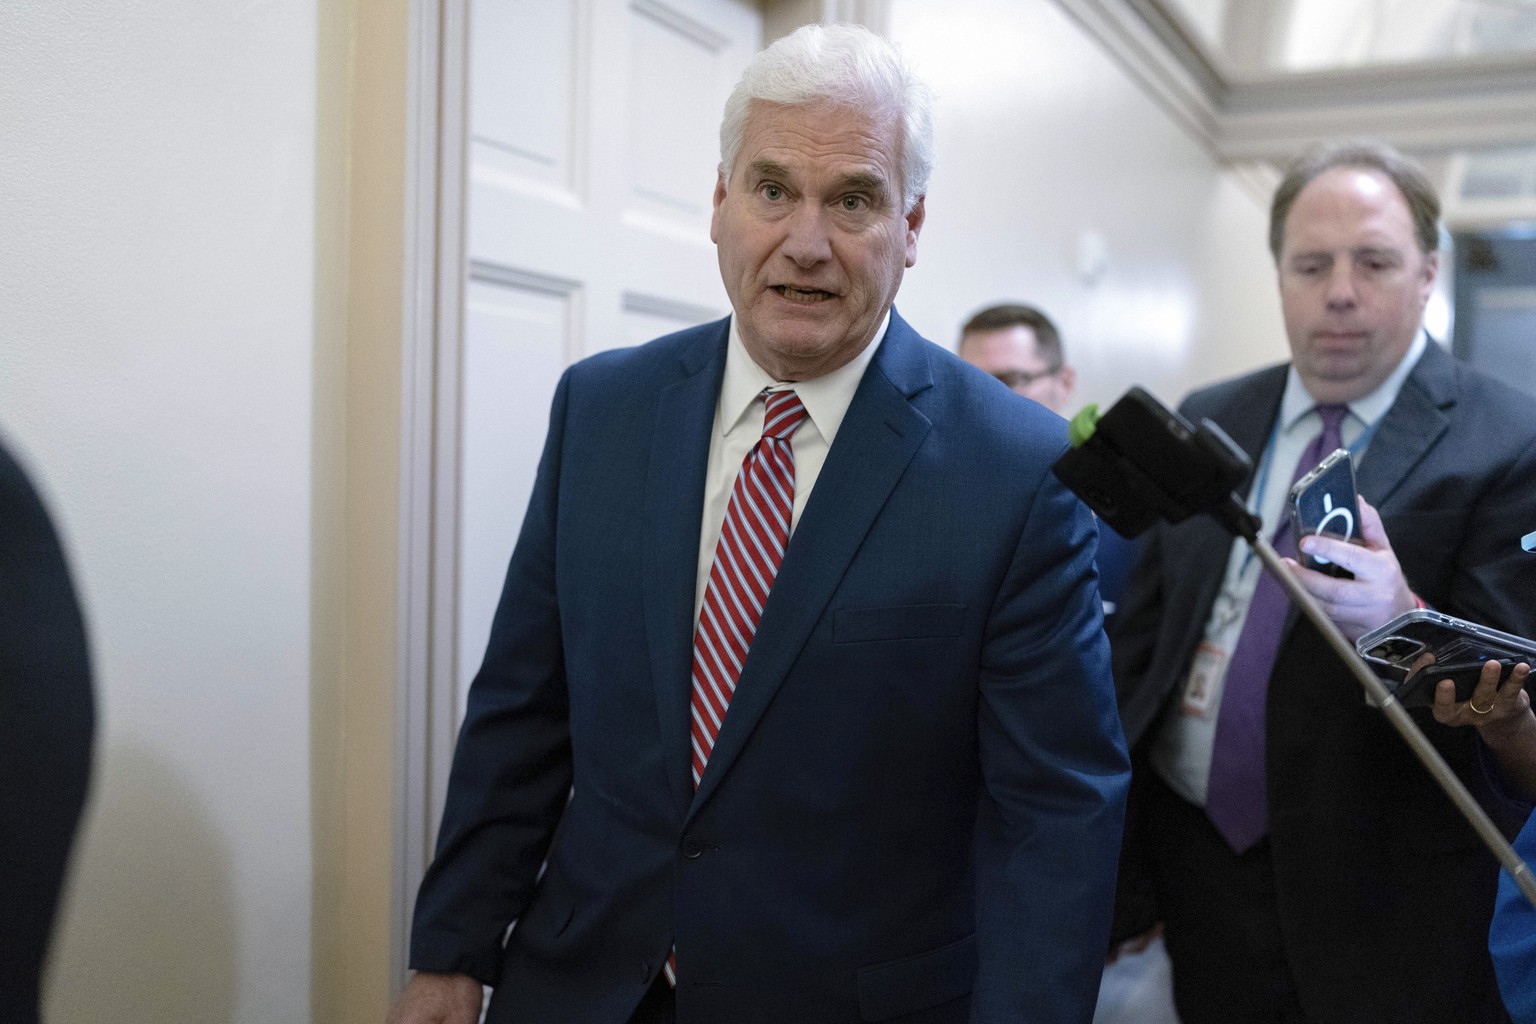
[
  {"xmin": 1112, "ymin": 140, "xmax": 1536, "ymax": 1023},
  {"xmin": 388, "ymin": 23, "xmax": 1128, "ymax": 1024}
]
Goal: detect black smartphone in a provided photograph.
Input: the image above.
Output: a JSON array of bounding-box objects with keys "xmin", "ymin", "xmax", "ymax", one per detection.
[
  {"xmin": 1357, "ymin": 609, "xmax": 1536, "ymax": 708},
  {"xmin": 1288, "ymin": 448, "xmax": 1360, "ymax": 578},
  {"xmin": 1411, "ymin": 659, "xmax": 1524, "ymax": 703}
]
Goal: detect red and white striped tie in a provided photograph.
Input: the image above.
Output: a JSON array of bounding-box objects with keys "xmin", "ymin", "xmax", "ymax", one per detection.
[
  {"xmin": 667, "ymin": 388, "xmax": 806, "ymax": 987},
  {"xmin": 689, "ymin": 388, "xmax": 807, "ymax": 786}
]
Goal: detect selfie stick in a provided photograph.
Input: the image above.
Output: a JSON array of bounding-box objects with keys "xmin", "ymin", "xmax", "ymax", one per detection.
[{"xmin": 1056, "ymin": 388, "xmax": 1536, "ymax": 909}]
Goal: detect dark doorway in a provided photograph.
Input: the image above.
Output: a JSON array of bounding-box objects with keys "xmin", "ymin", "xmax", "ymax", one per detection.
[{"xmin": 1451, "ymin": 229, "xmax": 1536, "ymax": 397}]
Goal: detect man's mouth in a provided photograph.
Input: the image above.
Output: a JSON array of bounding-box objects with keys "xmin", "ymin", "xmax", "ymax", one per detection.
[{"xmin": 772, "ymin": 285, "xmax": 836, "ymax": 303}]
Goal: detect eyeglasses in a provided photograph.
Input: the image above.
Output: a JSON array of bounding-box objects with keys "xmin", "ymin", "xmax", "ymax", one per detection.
[{"xmin": 991, "ymin": 366, "xmax": 1061, "ymax": 391}]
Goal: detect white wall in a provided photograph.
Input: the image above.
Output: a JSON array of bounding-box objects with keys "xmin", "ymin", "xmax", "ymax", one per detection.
[
  {"xmin": 0, "ymin": 2, "xmax": 320, "ymax": 1020},
  {"xmin": 887, "ymin": 0, "xmax": 1288, "ymax": 413}
]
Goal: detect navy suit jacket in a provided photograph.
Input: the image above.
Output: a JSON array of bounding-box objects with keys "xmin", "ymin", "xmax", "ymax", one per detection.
[
  {"xmin": 0, "ymin": 437, "xmax": 93, "ymax": 1024},
  {"xmin": 411, "ymin": 311, "xmax": 1130, "ymax": 1024},
  {"xmin": 1113, "ymin": 341, "xmax": 1536, "ymax": 1023}
]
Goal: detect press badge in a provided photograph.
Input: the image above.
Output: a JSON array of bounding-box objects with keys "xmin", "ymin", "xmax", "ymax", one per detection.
[{"xmin": 1180, "ymin": 642, "xmax": 1226, "ymax": 718}]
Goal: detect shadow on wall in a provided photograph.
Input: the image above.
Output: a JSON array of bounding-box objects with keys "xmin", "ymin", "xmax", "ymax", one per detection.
[{"xmin": 44, "ymin": 743, "xmax": 238, "ymax": 1024}]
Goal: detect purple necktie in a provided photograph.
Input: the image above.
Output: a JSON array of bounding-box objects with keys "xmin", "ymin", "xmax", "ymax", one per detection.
[{"xmin": 1205, "ymin": 403, "xmax": 1348, "ymax": 853}]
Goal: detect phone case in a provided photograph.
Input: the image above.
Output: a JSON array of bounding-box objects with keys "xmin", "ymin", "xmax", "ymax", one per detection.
[
  {"xmin": 1288, "ymin": 448, "xmax": 1358, "ymax": 577},
  {"xmin": 1356, "ymin": 609, "xmax": 1536, "ymax": 708}
]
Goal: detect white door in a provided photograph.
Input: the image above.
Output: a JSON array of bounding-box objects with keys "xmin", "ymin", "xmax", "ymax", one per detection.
[{"xmin": 457, "ymin": 0, "xmax": 762, "ymax": 731}]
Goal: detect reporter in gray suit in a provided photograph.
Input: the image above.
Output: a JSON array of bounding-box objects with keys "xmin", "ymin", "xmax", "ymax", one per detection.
[{"xmin": 1112, "ymin": 140, "xmax": 1536, "ymax": 1023}]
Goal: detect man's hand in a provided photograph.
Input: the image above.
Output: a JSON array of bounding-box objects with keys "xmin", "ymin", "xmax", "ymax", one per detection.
[
  {"xmin": 385, "ymin": 971, "xmax": 483, "ymax": 1024},
  {"xmin": 1285, "ymin": 497, "xmax": 1417, "ymax": 641}
]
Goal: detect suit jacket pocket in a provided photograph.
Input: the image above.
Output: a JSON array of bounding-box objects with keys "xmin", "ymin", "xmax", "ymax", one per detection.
[
  {"xmin": 856, "ymin": 933, "xmax": 976, "ymax": 1021},
  {"xmin": 514, "ymin": 880, "xmax": 576, "ymax": 954},
  {"xmin": 833, "ymin": 604, "xmax": 966, "ymax": 644}
]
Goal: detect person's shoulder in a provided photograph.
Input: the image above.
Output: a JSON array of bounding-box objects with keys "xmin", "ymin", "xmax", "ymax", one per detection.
[
  {"xmin": 912, "ymin": 335, "xmax": 1070, "ymax": 455},
  {"xmin": 1404, "ymin": 345, "xmax": 1536, "ymax": 450},
  {"xmin": 1180, "ymin": 363, "xmax": 1288, "ymax": 418},
  {"xmin": 0, "ymin": 435, "xmax": 54, "ymax": 536},
  {"xmin": 923, "ymin": 335, "xmax": 1058, "ymax": 417},
  {"xmin": 567, "ymin": 317, "xmax": 728, "ymax": 386},
  {"xmin": 1443, "ymin": 360, "xmax": 1536, "ymax": 435}
]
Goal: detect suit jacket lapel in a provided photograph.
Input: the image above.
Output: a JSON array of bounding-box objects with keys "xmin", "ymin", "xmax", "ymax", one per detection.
[
  {"xmin": 1278, "ymin": 343, "xmax": 1452, "ymax": 636},
  {"xmin": 643, "ymin": 322, "xmax": 728, "ymax": 817},
  {"xmin": 687, "ymin": 311, "xmax": 934, "ymax": 821},
  {"xmin": 1355, "ymin": 341, "xmax": 1454, "ymax": 509}
]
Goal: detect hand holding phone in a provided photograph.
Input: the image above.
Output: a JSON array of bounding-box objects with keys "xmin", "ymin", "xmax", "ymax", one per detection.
[
  {"xmin": 1357, "ymin": 609, "xmax": 1536, "ymax": 708},
  {"xmin": 1418, "ymin": 658, "xmax": 1523, "ymax": 704},
  {"xmin": 1289, "ymin": 448, "xmax": 1361, "ymax": 578}
]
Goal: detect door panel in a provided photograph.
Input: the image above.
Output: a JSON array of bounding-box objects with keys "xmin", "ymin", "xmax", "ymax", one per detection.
[{"xmin": 458, "ymin": 0, "xmax": 761, "ymax": 714}]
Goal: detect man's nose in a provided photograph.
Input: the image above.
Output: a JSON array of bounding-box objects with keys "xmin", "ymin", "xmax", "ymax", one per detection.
[
  {"xmin": 781, "ymin": 203, "xmax": 832, "ymax": 267},
  {"xmin": 1325, "ymin": 263, "xmax": 1357, "ymax": 309}
]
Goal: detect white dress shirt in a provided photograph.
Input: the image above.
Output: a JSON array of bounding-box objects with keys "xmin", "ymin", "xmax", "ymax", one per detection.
[
  {"xmin": 693, "ymin": 311, "xmax": 891, "ymax": 620},
  {"xmin": 1151, "ymin": 331, "xmax": 1430, "ymax": 805}
]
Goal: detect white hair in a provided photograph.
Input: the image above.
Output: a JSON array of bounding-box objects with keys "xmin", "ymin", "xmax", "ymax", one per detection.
[{"xmin": 718, "ymin": 23, "xmax": 934, "ymax": 213}]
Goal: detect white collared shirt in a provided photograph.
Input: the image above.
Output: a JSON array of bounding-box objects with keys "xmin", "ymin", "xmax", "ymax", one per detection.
[
  {"xmin": 1151, "ymin": 331, "xmax": 1431, "ymax": 805},
  {"xmin": 693, "ymin": 311, "xmax": 891, "ymax": 620}
]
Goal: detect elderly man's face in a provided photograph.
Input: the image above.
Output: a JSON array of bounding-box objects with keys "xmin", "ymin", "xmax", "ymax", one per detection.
[
  {"xmin": 1277, "ymin": 166, "xmax": 1437, "ymax": 405},
  {"xmin": 711, "ymin": 100, "xmax": 924, "ymax": 382}
]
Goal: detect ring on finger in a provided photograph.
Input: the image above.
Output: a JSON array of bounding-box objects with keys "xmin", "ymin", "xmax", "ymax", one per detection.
[{"xmin": 1469, "ymin": 700, "xmax": 1494, "ymax": 715}]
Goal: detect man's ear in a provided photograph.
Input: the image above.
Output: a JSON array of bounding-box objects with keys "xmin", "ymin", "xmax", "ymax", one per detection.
[
  {"xmin": 1057, "ymin": 364, "xmax": 1077, "ymax": 397},
  {"xmin": 1418, "ymin": 249, "xmax": 1440, "ymax": 307},
  {"xmin": 709, "ymin": 170, "xmax": 727, "ymax": 245},
  {"xmin": 904, "ymin": 195, "xmax": 926, "ymax": 268}
]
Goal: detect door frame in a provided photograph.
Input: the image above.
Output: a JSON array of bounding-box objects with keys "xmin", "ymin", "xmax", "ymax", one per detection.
[{"xmin": 395, "ymin": 0, "xmax": 469, "ymax": 987}]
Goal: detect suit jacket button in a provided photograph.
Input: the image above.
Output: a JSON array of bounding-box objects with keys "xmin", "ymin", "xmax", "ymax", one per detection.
[
  {"xmin": 682, "ymin": 835, "xmax": 704, "ymax": 859},
  {"xmin": 638, "ymin": 961, "xmax": 652, "ymax": 984}
]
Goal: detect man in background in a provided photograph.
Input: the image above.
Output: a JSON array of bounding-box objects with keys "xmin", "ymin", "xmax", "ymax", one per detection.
[
  {"xmin": 389, "ymin": 25, "xmax": 1128, "ymax": 1024},
  {"xmin": 959, "ymin": 304, "xmax": 1134, "ymax": 617},
  {"xmin": 1112, "ymin": 139, "xmax": 1536, "ymax": 1023},
  {"xmin": 958, "ymin": 304, "xmax": 1076, "ymax": 413}
]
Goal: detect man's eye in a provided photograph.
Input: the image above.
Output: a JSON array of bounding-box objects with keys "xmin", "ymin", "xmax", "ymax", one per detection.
[
  {"xmin": 761, "ymin": 184, "xmax": 784, "ymax": 201},
  {"xmin": 841, "ymin": 195, "xmax": 867, "ymax": 211}
]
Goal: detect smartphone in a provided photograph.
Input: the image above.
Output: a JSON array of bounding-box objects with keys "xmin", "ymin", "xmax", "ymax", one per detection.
[
  {"xmin": 1356, "ymin": 609, "xmax": 1536, "ymax": 708},
  {"xmin": 1288, "ymin": 448, "xmax": 1360, "ymax": 578}
]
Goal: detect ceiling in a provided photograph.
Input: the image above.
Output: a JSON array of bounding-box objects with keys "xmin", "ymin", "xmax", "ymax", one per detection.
[
  {"xmin": 1166, "ymin": 0, "xmax": 1536, "ymax": 74},
  {"xmin": 1053, "ymin": 0, "xmax": 1536, "ymax": 224}
]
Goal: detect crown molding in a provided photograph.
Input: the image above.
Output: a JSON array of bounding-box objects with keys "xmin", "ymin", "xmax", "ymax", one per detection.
[{"xmin": 1054, "ymin": 0, "xmax": 1536, "ymax": 162}]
